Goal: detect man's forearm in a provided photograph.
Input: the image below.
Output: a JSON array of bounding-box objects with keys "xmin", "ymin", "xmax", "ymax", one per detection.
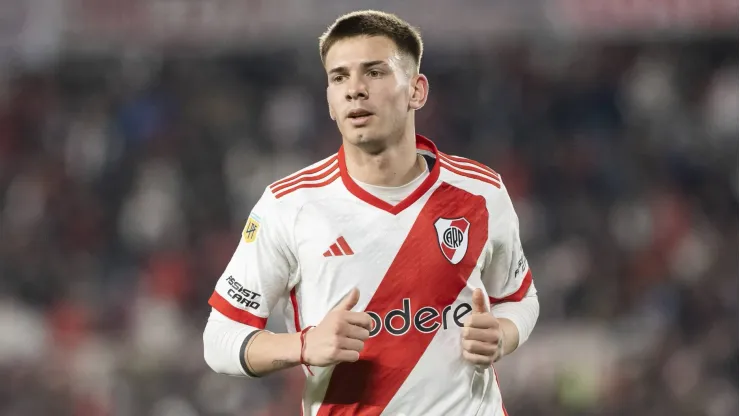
[
  {"xmin": 497, "ymin": 318, "xmax": 520, "ymax": 358},
  {"xmin": 492, "ymin": 290, "xmax": 540, "ymax": 359},
  {"xmin": 245, "ymin": 331, "xmax": 303, "ymax": 376}
]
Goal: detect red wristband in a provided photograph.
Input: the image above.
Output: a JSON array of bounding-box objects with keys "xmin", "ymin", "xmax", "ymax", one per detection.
[{"xmin": 299, "ymin": 326, "xmax": 315, "ymax": 376}]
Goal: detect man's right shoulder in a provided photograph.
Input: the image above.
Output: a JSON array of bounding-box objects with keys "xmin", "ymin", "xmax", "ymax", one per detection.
[{"xmin": 263, "ymin": 153, "xmax": 341, "ymax": 203}]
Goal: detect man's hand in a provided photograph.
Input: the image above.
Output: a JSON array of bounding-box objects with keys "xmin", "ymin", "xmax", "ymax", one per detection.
[
  {"xmin": 462, "ymin": 288, "xmax": 503, "ymax": 367},
  {"xmin": 303, "ymin": 288, "xmax": 374, "ymax": 367}
]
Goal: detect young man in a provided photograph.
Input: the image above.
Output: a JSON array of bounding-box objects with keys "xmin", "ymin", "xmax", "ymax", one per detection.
[{"xmin": 204, "ymin": 10, "xmax": 539, "ymax": 416}]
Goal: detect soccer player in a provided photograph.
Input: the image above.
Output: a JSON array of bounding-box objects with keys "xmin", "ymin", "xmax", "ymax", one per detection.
[{"xmin": 203, "ymin": 10, "xmax": 539, "ymax": 416}]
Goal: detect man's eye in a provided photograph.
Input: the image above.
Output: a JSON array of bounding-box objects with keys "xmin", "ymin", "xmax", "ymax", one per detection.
[{"xmin": 368, "ymin": 70, "xmax": 381, "ymax": 77}]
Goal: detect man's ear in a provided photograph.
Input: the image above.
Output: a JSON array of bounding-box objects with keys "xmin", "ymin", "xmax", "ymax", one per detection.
[{"xmin": 409, "ymin": 73, "xmax": 429, "ymax": 111}]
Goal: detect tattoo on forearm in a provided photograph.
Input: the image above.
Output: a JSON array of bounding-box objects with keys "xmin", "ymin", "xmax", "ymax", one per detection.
[{"xmin": 272, "ymin": 359, "xmax": 289, "ymax": 369}]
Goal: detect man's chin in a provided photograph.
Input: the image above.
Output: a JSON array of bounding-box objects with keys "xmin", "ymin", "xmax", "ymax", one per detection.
[{"xmin": 345, "ymin": 133, "xmax": 387, "ymax": 155}]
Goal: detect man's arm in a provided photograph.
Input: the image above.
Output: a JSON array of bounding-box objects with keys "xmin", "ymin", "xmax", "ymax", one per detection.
[
  {"xmin": 492, "ymin": 286, "xmax": 539, "ymax": 358},
  {"xmin": 241, "ymin": 331, "xmax": 303, "ymax": 375},
  {"xmin": 462, "ymin": 287, "xmax": 538, "ymax": 365},
  {"xmin": 243, "ymin": 288, "xmax": 373, "ymax": 377},
  {"xmin": 205, "ymin": 287, "xmax": 374, "ymax": 378},
  {"xmin": 463, "ymin": 180, "xmax": 539, "ymax": 364},
  {"xmin": 497, "ymin": 318, "xmax": 519, "ymax": 358},
  {"xmin": 203, "ymin": 310, "xmax": 302, "ymax": 377},
  {"xmin": 203, "ymin": 188, "xmax": 298, "ymax": 378}
]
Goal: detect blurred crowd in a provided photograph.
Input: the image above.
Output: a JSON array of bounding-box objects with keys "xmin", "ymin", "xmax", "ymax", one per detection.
[{"xmin": 0, "ymin": 37, "xmax": 737, "ymax": 416}]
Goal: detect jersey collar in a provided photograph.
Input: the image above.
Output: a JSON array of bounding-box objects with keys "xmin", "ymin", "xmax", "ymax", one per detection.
[{"xmin": 338, "ymin": 134, "xmax": 442, "ymax": 215}]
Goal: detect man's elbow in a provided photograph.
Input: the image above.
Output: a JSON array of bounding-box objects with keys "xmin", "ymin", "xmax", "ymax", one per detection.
[
  {"xmin": 203, "ymin": 323, "xmax": 224, "ymax": 374},
  {"xmin": 202, "ymin": 320, "xmax": 247, "ymax": 376}
]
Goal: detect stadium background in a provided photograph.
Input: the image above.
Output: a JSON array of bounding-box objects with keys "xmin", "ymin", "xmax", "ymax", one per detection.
[{"xmin": 0, "ymin": 1, "xmax": 737, "ymax": 415}]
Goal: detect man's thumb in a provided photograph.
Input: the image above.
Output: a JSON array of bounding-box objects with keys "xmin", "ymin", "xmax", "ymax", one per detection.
[
  {"xmin": 472, "ymin": 288, "xmax": 488, "ymax": 313},
  {"xmin": 334, "ymin": 288, "xmax": 360, "ymax": 311}
]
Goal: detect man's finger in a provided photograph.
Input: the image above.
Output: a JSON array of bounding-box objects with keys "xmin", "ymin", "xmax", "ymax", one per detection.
[
  {"xmin": 344, "ymin": 324, "xmax": 371, "ymax": 341},
  {"xmin": 338, "ymin": 337, "xmax": 365, "ymax": 352},
  {"xmin": 472, "ymin": 288, "xmax": 488, "ymax": 314},
  {"xmin": 462, "ymin": 339, "xmax": 498, "ymax": 356},
  {"xmin": 344, "ymin": 311, "xmax": 374, "ymax": 330},
  {"xmin": 462, "ymin": 351, "xmax": 495, "ymax": 366},
  {"xmin": 334, "ymin": 288, "xmax": 360, "ymax": 311},
  {"xmin": 465, "ymin": 313, "xmax": 499, "ymax": 330},
  {"xmin": 335, "ymin": 350, "xmax": 361, "ymax": 363},
  {"xmin": 462, "ymin": 327, "xmax": 500, "ymax": 344}
]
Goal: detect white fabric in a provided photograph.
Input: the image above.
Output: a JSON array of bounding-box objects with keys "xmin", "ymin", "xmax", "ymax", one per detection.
[
  {"xmin": 202, "ymin": 309, "xmax": 254, "ymax": 377},
  {"xmin": 199, "ymin": 291, "xmax": 545, "ymax": 378},
  {"xmin": 203, "ymin": 142, "xmax": 538, "ymax": 416},
  {"xmin": 351, "ymin": 156, "xmax": 429, "ymax": 204}
]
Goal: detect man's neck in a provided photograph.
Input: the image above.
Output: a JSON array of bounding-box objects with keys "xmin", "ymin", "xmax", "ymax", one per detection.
[{"xmin": 343, "ymin": 132, "xmax": 425, "ymax": 187}]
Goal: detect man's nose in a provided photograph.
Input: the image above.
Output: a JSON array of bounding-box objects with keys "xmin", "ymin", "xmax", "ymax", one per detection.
[{"xmin": 345, "ymin": 78, "xmax": 368, "ymax": 100}]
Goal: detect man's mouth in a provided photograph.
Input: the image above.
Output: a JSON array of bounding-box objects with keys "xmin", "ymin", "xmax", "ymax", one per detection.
[{"xmin": 348, "ymin": 109, "xmax": 374, "ymax": 118}]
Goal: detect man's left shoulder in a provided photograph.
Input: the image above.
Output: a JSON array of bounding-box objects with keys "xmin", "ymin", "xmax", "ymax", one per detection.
[{"xmin": 437, "ymin": 152, "xmax": 507, "ymax": 199}]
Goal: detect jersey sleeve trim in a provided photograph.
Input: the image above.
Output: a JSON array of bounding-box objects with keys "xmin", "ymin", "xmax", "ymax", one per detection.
[
  {"xmin": 441, "ymin": 152, "xmax": 501, "ymax": 178},
  {"xmin": 208, "ymin": 291, "xmax": 268, "ymax": 329},
  {"xmin": 439, "ymin": 155, "xmax": 501, "ymax": 189},
  {"xmin": 274, "ymin": 169, "xmax": 340, "ymax": 199},
  {"xmin": 269, "ymin": 155, "xmax": 337, "ymax": 189},
  {"xmin": 239, "ymin": 330, "xmax": 263, "ymax": 378},
  {"xmin": 269, "ymin": 155, "xmax": 340, "ymax": 199},
  {"xmin": 489, "ymin": 269, "xmax": 533, "ymax": 305}
]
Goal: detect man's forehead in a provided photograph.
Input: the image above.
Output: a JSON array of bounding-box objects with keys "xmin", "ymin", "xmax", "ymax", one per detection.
[{"xmin": 325, "ymin": 36, "xmax": 402, "ymax": 68}]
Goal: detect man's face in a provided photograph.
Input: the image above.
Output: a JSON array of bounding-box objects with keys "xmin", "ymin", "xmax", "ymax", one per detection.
[{"xmin": 324, "ymin": 36, "xmax": 422, "ymax": 153}]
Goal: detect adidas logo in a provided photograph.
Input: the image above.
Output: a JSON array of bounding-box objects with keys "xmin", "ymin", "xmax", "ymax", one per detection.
[{"xmin": 323, "ymin": 236, "xmax": 354, "ymax": 257}]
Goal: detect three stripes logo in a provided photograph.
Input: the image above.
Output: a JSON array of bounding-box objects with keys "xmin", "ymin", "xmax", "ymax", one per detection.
[{"xmin": 323, "ymin": 236, "xmax": 354, "ymax": 257}]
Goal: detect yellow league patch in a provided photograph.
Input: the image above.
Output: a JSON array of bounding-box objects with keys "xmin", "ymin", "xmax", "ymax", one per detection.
[{"xmin": 242, "ymin": 215, "xmax": 261, "ymax": 243}]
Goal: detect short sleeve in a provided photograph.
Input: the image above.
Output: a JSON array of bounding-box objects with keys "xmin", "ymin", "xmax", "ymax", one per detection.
[
  {"xmin": 481, "ymin": 184, "xmax": 534, "ymax": 305},
  {"xmin": 208, "ymin": 188, "xmax": 297, "ymax": 329}
]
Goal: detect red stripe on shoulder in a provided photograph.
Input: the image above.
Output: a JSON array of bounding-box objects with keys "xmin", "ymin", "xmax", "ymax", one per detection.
[
  {"xmin": 489, "ymin": 269, "xmax": 533, "ymax": 305},
  {"xmin": 441, "ymin": 160, "xmax": 501, "ymax": 188},
  {"xmin": 440, "ymin": 153, "xmax": 500, "ymax": 178},
  {"xmin": 440, "ymin": 153, "xmax": 500, "ymax": 182},
  {"xmin": 269, "ymin": 155, "xmax": 338, "ymax": 190},
  {"xmin": 273, "ymin": 169, "xmax": 340, "ymax": 199},
  {"xmin": 209, "ymin": 291, "xmax": 268, "ymax": 328},
  {"xmin": 270, "ymin": 161, "xmax": 338, "ymax": 194}
]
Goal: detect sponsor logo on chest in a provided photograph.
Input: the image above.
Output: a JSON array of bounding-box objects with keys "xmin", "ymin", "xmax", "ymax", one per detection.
[{"xmin": 367, "ymin": 298, "xmax": 473, "ymax": 337}]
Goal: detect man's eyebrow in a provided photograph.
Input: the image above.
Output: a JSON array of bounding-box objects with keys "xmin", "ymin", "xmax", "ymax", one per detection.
[
  {"xmin": 361, "ymin": 60, "xmax": 387, "ymax": 69},
  {"xmin": 328, "ymin": 60, "xmax": 387, "ymax": 75}
]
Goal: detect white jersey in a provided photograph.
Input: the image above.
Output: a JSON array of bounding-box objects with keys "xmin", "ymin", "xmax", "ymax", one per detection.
[{"xmin": 208, "ymin": 135, "xmax": 534, "ymax": 416}]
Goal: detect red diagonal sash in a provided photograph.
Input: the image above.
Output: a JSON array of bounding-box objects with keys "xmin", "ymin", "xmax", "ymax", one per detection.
[{"xmin": 317, "ymin": 183, "xmax": 488, "ymax": 415}]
